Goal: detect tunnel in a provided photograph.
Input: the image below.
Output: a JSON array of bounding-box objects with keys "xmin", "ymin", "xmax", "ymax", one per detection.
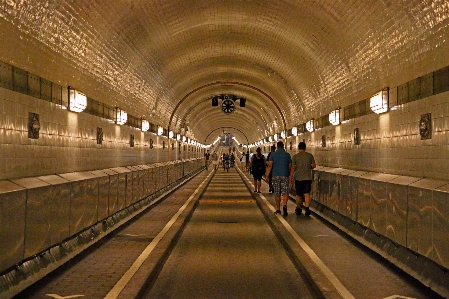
[{"xmin": 1, "ymin": 1, "xmax": 449, "ymax": 298}]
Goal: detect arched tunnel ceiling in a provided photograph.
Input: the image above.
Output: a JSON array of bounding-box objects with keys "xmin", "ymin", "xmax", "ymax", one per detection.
[{"xmin": 1, "ymin": 1, "xmax": 449, "ymax": 145}]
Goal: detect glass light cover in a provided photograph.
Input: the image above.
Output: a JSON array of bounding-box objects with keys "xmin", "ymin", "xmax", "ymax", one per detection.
[
  {"xmin": 292, "ymin": 127, "xmax": 298, "ymax": 136},
  {"xmin": 329, "ymin": 109, "xmax": 340, "ymax": 125},
  {"xmin": 306, "ymin": 119, "xmax": 314, "ymax": 132},
  {"xmin": 141, "ymin": 119, "xmax": 150, "ymax": 131},
  {"xmin": 68, "ymin": 88, "xmax": 87, "ymax": 112},
  {"xmin": 370, "ymin": 89, "xmax": 389, "ymax": 114},
  {"xmin": 116, "ymin": 108, "xmax": 128, "ymax": 125}
]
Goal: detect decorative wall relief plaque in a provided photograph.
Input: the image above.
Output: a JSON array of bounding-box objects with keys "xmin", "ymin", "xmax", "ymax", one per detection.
[
  {"xmin": 321, "ymin": 135, "xmax": 326, "ymax": 147},
  {"xmin": 150, "ymin": 139, "xmax": 154, "ymax": 149},
  {"xmin": 289, "ymin": 141, "xmax": 292, "ymax": 150},
  {"xmin": 354, "ymin": 128, "xmax": 360, "ymax": 145},
  {"xmin": 419, "ymin": 113, "xmax": 432, "ymax": 140},
  {"xmin": 97, "ymin": 127, "xmax": 103, "ymax": 145},
  {"xmin": 28, "ymin": 112, "xmax": 40, "ymax": 139},
  {"xmin": 163, "ymin": 141, "xmax": 165, "ymax": 149},
  {"xmin": 130, "ymin": 134, "xmax": 134, "ymax": 147}
]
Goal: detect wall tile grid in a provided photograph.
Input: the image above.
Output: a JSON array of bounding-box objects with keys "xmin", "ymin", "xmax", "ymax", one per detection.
[
  {"xmin": 289, "ymin": 91, "xmax": 449, "ymax": 181},
  {"xmin": 0, "ymin": 88, "xmax": 196, "ymax": 180}
]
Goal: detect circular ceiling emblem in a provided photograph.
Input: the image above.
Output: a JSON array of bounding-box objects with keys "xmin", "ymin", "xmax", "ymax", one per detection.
[{"xmin": 221, "ymin": 99, "xmax": 235, "ymax": 114}]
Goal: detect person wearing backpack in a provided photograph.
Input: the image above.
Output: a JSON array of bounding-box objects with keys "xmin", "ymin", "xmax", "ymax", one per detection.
[{"xmin": 251, "ymin": 147, "xmax": 266, "ymax": 193}]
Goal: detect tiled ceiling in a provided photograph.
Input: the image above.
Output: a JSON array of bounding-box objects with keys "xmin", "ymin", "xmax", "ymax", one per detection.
[{"xmin": 1, "ymin": 0, "xmax": 449, "ymax": 144}]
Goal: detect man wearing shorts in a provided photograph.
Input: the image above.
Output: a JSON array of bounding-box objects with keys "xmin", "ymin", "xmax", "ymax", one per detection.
[
  {"xmin": 211, "ymin": 151, "xmax": 219, "ymax": 170},
  {"xmin": 265, "ymin": 141, "xmax": 292, "ymax": 215},
  {"xmin": 290, "ymin": 142, "xmax": 316, "ymax": 216}
]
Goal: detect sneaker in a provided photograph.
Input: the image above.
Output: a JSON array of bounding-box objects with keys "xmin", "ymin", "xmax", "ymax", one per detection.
[
  {"xmin": 275, "ymin": 210, "xmax": 281, "ymax": 214},
  {"xmin": 305, "ymin": 207, "xmax": 311, "ymax": 216},
  {"xmin": 295, "ymin": 207, "xmax": 302, "ymax": 215},
  {"xmin": 283, "ymin": 205, "xmax": 288, "ymax": 216},
  {"xmin": 254, "ymin": 190, "xmax": 257, "ymax": 193},
  {"xmin": 257, "ymin": 191, "xmax": 261, "ymax": 193}
]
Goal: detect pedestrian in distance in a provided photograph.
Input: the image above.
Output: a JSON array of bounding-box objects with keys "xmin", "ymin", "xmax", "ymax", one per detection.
[
  {"xmin": 245, "ymin": 151, "xmax": 251, "ymax": 172},
  {"xmin": 251, "ymin": 147, "xmax": 266, "ymax": 193},
  {"xmin": 204, "ymin": 150, "xmax": 211, "ymax": 170},
  {"xmin": 265, "ymin": 141, "xmax": 292, "ymax": 216},
  {"xmin": 266, "ymin": 145, "xmax": 276, "ymax": 193},
  {"xmin": 211, "ymin": 151, "xmax": 219, "ymax": 170},
  {"xmin": 290, "ymin": 142, "xmax": 316, "ymax": 216}
]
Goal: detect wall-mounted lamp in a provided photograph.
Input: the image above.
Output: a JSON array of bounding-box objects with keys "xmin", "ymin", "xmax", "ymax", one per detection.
[
  {"xmin": 274, "ymin": 133, "xmax": 279, "ymax": 141},
  {"xmin": 157, "ymin": 126, "xmax": 163, "ymax": 136},
  {"xmin": 281, "ymin": 131, "xmax": 286, "ymax": 139},
  {"xmin": 177, "ymin": 134, "xmax": 181, "ymax": 141},
  {"xmin": 68, "ymin": 87, "xmax": 87, "ymax": 113},
  {"xmin": 115, "ymin": 108, "xmax": 128, "ymax": 125},
  {"xmin": 169, "ymin": 131, "xmax": 174, "ymax": 139},
  {"xmin": 292, "ymin": 127, "xmax": 298, "ymax": 136},
  {"xmin": 141, "ymin": 119, "xmax": 150, "ymax": 132},
  {"xmin": 306, "ymin": 119, "xmax": 314, "ymax": 132},
  {"xmin": 329, "ymin": 108, "xmax": 340, "ymax": 125},
  {"xmin": 268, "ymin": 136, "xmax": 273, "ymax": 142},
  {"xmin": 182, "ymin": 136, "xmax": 186, "ymax": 142},
  {"xmin": 370, "ymin": 88, "xmax": 389, "ymax": 114}
]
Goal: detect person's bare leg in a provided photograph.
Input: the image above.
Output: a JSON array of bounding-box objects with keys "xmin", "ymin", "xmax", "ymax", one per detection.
[
  {"xmin": 295, "ymin": 194, "xmax": 303, "ymax": 214},
  {"xmin": 280, "ymin": 193, "xmax": 288, "ymax": 215},
  {"xmin": 304, "ymin": 193, "xmax": 311, "ymax": 215},
  {"xmin": 275, "ymin": 196, "xmax": 281, "ymax": 211}
]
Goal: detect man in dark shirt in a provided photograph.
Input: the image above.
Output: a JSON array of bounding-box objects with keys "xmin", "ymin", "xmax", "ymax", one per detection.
[{"xmin": 204, "ymin": 150, "xmax": 211, "ymax": 170}]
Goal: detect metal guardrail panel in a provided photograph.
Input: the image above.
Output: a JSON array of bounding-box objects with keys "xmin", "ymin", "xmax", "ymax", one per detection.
[
  {"xmin": 432, "ymin": 184, "xmax": 449, "ymax": 269},
  {"xmin": 110, "ymin": 168, "xmax": 131, "ymax": 211},
  {"xmin": 89, "ymin": 170, "xmax": 110, "ymax": 221},
  {"xmin": 407, "ymin": 185, "xmax": 433, "ymax": 256},
  {"xmin": 0, "ymin": 181, "xmax": 26, "ymax": 271},
  {"xmin": 60, "ymin": 172, "xmax": 99, "ymax": 235},
  {"xmin": 23, "ymin": 176, "xmax": 71, "ymax": 258},
  {"xmin": 407, "ymin": 179, "xmax": 448, "ymax": 257},
  {"xmin": 98, "ymin": 169, "xmax": 119, "ymax": 215},
  {"xmin": 385, "ymin": 176, "xmax": 422, "ymax": 245}
]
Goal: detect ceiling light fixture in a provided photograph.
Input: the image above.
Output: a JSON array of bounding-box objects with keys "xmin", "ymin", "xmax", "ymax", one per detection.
[{"xmin": 68, "ymin": 86, "xmax": 87, "ymax": 113}]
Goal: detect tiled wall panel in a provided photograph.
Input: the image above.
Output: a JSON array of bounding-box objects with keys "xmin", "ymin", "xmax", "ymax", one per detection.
[{"xmin": 0, "ymin": 88, "xmax": 192, "ymax": 181}]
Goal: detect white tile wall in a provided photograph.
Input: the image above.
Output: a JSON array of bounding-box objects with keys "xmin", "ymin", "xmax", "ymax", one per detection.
[
  {"xmin": 285, "ymin": 91, "xmax": 449, "ymax": 180},
  {"xmin": 0, "ymin": 88, "xmax": 200, "ymax": 180}
]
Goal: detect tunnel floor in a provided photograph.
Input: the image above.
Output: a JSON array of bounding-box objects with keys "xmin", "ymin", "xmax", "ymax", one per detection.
[{"xmin": 13, "ymin": 166, "xmax": 444, "ymax": 299}]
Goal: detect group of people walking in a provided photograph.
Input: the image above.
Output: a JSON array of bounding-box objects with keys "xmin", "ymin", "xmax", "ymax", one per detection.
[
  {"xmin": 205, "ymin": 141, "xmax": 316, "ymax": 217},
  {"xmin": 265, "ymin": 141, "xmax": 316, "ymax": 216},
  {"xmin": 204, "ymin": 150, "xmax": 237, "ymax": 171},
  {"xmin": 250, "ymin": 141, "xmax": 316, "ymax": 216}
]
